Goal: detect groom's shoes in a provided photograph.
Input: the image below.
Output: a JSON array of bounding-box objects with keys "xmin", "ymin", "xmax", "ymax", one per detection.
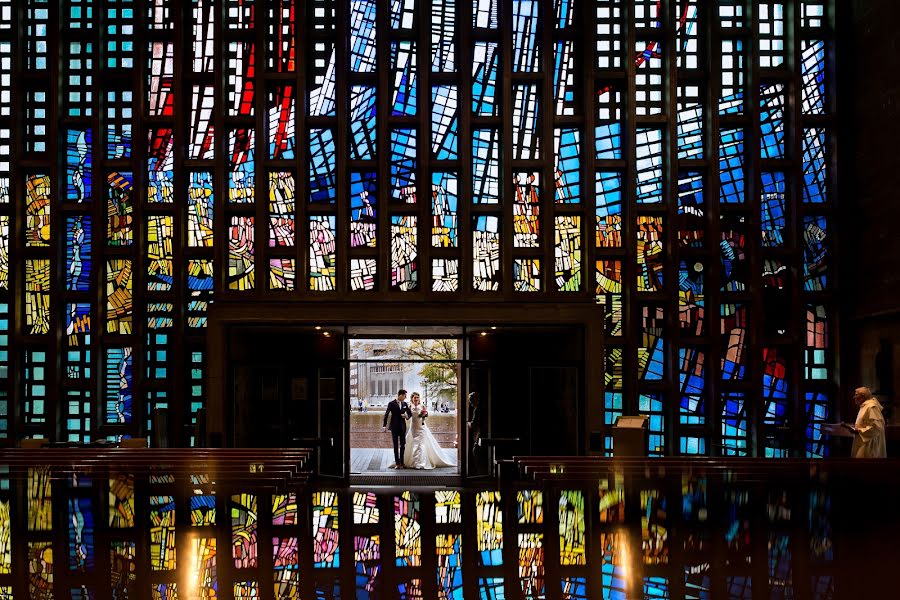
[{"xmin": 388, "ymin": 464, "xmax": 398, "ymax": 469}]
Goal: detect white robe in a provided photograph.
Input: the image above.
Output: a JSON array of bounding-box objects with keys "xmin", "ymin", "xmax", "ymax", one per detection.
[
  {"xmin": 851, "ymin": 399, "xmax": 887, "ymax": 458},
  {"xmin": 403, "ymin": 407, "xmax": 457, "ymax": 469}
]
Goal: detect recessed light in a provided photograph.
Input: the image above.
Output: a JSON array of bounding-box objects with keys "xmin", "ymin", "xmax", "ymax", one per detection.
[
  {"xmin": 480, "ymin": 332, "xmax": 488, "ymax": 337},
  {"xmin": 314, "ymin": 326, "xmax": 322, "ymax": 330},
  {"xmin": 490, "ymin": 326, "xmax": 497, "ymax": 330}
]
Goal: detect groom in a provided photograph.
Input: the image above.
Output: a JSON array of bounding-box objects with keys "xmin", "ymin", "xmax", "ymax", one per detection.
[{"xmin": 383, "ymin": 389, "xmax": 412, "ymax": 469}]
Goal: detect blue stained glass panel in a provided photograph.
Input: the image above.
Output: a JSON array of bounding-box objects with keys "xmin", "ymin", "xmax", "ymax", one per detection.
[
  {"xmin": 66, "ymin": 216, "xmax": 92, "ymax": 292},
  {"xmin": 761, "ymin": 172, "xmax": 786, "ymax": 247},
  {"xmin": 350, "ymin": 0, "xmax": 377, "ymax": 73},
  {"xmin": 554, "ymin": 128, "xmax": 580, "ymax": 204},
  {"xmin": 802, "ymin": 215, "xmax": 827, "ymax": 291},
  {"xmin": 66, "ymin": 129, "xmax": 92, "ymax": 202},
  {"xmin": 350, "ymin": 172, "xmax": 377, "ymax": 248},
  {"xmin": 513, "ymin": 0, "xmax": 540, "ymax": 72},
  {"xmin": 105, "ymin": 347, "xmax": 133, "ymax": 424},
  {"xmin": 760, "ymin": 84, "xmax": 785, "ymax": 159},
  {"xmin": 391, "ymin": 129, "xmax": 417, "ymax": 204},
  {"xmin": 309, "ymin": 129, "xmax": 337, "ymax": 204},
  {"xmin": 68, "ymin": 497, "xmax": 94, "ymax": 572},
  {"xmin": 719, "ymin": 128, "xmax": 744, "ymax": 204},
  {"xmin": 350, "ymin": 86, "xmax": 377, "ymax": 160},
  {"xmin": 432, "ymin": 85, "xmax": 458, "ymax": 160},
  {"xmin": 473, "ymin": 129, "xmax": 500, "ymax": 204},
  {"xmin": 472, "ymin": 42, "xmax": 499, "ymax": 116},
  {"xmin": 391, "ymin": 41, "xmax": 417, "ymax": 116},
  {"xmin": 802, "ymin": 128, "xmax": 827, "ymax": 204}
]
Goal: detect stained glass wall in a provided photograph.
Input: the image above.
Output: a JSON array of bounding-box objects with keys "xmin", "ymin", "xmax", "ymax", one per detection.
[{"xmin": 1, "ymin": 0, "xmax": 836, "ymax": 455}]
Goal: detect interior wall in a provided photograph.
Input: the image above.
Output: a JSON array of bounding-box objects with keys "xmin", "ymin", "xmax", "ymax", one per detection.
[
  {"xmin": 839, "ymin": 1, "xmax": 900, "ymax": 421},
  {"xmin": 468, "ymin": 328, "xmax": 584, "ymax": 456}
]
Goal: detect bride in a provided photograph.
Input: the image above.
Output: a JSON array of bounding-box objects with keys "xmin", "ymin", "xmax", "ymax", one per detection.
[{"xmin": 403, "ymin": 392, "xmax": 457, "ymax": 469}]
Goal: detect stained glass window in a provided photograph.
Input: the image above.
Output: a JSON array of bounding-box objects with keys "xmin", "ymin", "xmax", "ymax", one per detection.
[{"xmin": 0, "ymin": 0, "xmax": 836, "ymax": 459}]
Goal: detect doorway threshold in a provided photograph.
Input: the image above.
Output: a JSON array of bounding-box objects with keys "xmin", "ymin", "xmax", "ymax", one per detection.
[{"xmin": 350, "ymin": 473, "xmax": 463, "ymax": 487}]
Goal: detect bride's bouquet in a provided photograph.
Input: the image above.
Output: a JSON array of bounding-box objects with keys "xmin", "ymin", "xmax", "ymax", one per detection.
[{"xmin": 418, "ymin": 407, "xmax": 428, "ymax": 425}]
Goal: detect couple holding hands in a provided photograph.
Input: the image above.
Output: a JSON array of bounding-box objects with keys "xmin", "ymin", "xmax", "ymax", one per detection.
[{"xmin": 382, "ymin": 389, "xmax": 456, "ymax": 470}]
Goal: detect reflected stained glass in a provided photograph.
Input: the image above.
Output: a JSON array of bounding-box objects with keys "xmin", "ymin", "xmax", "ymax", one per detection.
[
  {"xmin": 28, "ymin": 466, "xmax": 52, "ymax": 531},
  {"xmin": 273, "ymin": 493, "xmax": 298, "ymax": 526},
  {"xmin": 354, "ymin": 535, "xmax": 380, "ymax": 599},
  {"xmin": 559, "ymin": 490, "xmax": 586, "ymax": 565},
  {"xmin": 435, "ymin": 490, "xmax": 461, "ymax": 524},
  {"xmin": 150, "ymin": 495, "xmax": 176, "ymax": 571},
  {"xmin": 191, "ymin": 495, "xmax": 216, "ymax": 527},
  {"xmin": 518, "ymin": 533, "xmax": 544, "ymax": 599},
  {"xmin": 109, "ymin": 474, "xmax": 135, "ymax": 528},
  {"xmin": 313, "ymin": 491, "xmax": 339, "ymax": 568},
  {"xmin": 642, "ymin": 489, "xmax": 668, "ymax": 565},
  {"xmin": 0, "ymin": 501, "xmax": 8, "ymax": 574},
  {"xmin": 28, "ymin": 542, "xmax": 53, "ymax": 599},
  {"xmin": 191, "ymin": 537, "xmax": 217, "ymax": 599},
  {"xmin": 111, "ymin": 541, "xmax": 136, "ymax": 598},
  {"xmin": 69, "ymin": 497, "xmax": 95, "ymax": 572},
  {"xmin": 273, "ymin": 536, "xmax": 300, "ymax": 599},
  {"xmin": 353, "ymin": 491, "xmax": 379, "ymax": 525},
  {"xmin": 477, "ymin": 491, "xmax": 503, "ymax": 566},
  {"xmin": 517, "ymin": 491, "xmax": 543, "ymax": 527},
  {"xmin": 395, "ymin": 491, "xmax": 421, "ymax": 567},
  {"xmin": 232, "ymin": 493, "xmax": 258, "ymax": 569},
  {"xmin": 436, "ymin": 534, "xmax": 462, "ymax": 599}
]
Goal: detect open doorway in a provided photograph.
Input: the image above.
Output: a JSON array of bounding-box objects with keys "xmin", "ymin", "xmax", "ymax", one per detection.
[{"xmin": 349, "ymin": 335, "xmax": 462, "ymax": 475}]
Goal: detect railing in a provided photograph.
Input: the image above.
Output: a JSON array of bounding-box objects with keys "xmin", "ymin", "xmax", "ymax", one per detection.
[{"xmin": 0, "ymin": 452, "xmax": 897, "ymax": 598}]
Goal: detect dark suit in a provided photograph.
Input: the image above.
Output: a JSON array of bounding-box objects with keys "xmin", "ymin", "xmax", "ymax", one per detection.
[{"xmin": 383, "ymin": 399, "xmax": 412, "ymax": 465}]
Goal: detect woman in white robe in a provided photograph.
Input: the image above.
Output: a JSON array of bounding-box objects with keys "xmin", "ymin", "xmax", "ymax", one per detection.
[
  {"xmin": 851, "ymin": 387, "xmax": 886, "ymax": 458},
  {"xmin": 403, "ymin": 392, "xmax": 457, "ymax": 469}
]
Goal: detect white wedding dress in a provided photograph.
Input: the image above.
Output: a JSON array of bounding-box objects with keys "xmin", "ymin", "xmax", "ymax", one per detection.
[{"xmin": 403, "ymin": 407, "xmax": 457, "ymax": 469}]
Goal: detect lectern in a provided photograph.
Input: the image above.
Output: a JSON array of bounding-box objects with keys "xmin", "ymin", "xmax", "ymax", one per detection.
[{"xmin": 612, "ymin": 415, "xmax": 649, "ymax": 457}]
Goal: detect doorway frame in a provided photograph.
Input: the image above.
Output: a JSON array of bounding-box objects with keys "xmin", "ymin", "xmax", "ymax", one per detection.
[
  {"xmin": 206, "ymin": 301, "xmax": 604, "ymax": 477},
  {"xmin": 346, "ymin": 331, "xmax": 465, "ymax": 476}
]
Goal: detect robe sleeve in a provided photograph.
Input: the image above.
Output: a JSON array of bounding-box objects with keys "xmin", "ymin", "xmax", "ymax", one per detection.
[{"xmin": 856, "ymin": 405, "xmax": 885, "ymax": 442}]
